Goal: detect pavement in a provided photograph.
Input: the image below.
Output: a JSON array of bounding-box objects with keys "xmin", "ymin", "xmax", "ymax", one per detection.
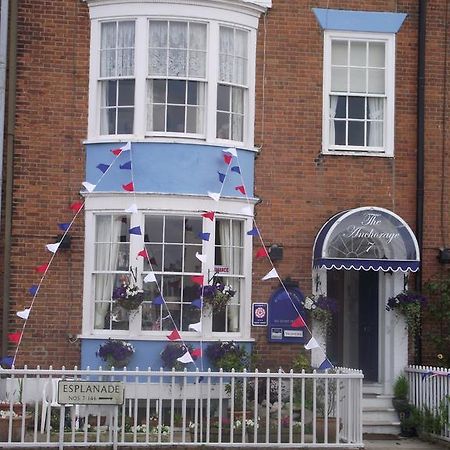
[{"xmin": 364, "ymin": 437, "xmax": 450, "ymax": 449}]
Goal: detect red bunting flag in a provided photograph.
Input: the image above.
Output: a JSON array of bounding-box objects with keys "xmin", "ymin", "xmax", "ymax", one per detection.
[
  {"xmin": 122, "ymin": 182, "xmax": 134, "ymax": 192},
  {"xmin": 36, "ymin": 264, "xmax": 49, "ymax": 273},
  {"xmin": 70, "ymin": 201, "xmax": 83, "ymax": 213},
  {"xmin": 235, "ymin": 185, "xmax": 246, "ymax": 195},
  {"xmin": 167, "ymin": 329, "xmax": 181, "ymax": 341},
  {"xmin": 111, "ymin": 148, "xmax": 122, "ymax": 156},
  {"xmin": 137, "ymin": 249, "xmax": 148, "ymax": 258},
  {"xmin": 202, "ymin": 211, "xmax": 215, "ymax": 221},
  {"xmin": 223, "ymin": 153, "xmax": 232, "ymax": 165},
  {"xmin": 8, "ymin": 332, "xmax": 22, "ymax": 344},
  {"xmin": 191, "ymin": 348, "xmax": 202, "ymax": 358},
  {"xmin": 291, "ymin": 316, "xmax": 306, "ymax": 328},
  {"xmin": 191, "ymin": 275, "xmax": 204, "ymax": 285},
  {"xmin": 255, "ymin": 247, "xmax": 268, "ymax": 259}
]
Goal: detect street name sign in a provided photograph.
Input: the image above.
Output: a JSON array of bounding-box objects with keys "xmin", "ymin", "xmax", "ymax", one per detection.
[{"xmin": 58, "ymin": 381, "xmax": 124, "ymax": 405}]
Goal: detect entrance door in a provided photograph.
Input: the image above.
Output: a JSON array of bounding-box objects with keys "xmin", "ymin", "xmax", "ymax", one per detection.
[{"xmin": 326, "ymin": 269, "xmax": 379, "ymax": 381}]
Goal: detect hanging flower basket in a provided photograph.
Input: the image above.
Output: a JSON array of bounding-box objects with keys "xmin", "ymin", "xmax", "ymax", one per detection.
[
  {"xmin": 112, "ymin": 277, "xmax": 146, "ymax": 311},
  {"xmin": 160, "ymin": 343, "xmax": 197, "ymax": 371},
  {"xmin": 302, "ymin": 294, "xmax": 338, "ymax": 335},
  {"xmin": 97, "ymin": 339, "xmax": 135, "ymax": 368},
  {"xmin": 201, "ymin": 284, "xmax": 235, "ymax": 313}
]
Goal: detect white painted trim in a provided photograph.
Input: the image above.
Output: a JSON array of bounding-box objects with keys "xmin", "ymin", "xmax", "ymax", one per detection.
[{"xmin": 322, "ymin": 30, "xmax": 396, "ymax": 157}]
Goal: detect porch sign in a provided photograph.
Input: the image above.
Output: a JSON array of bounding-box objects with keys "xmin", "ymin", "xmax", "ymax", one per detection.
[
  {"xmin": 267, "ymin": 287, "xmax": 306, "ymax": 343},
  {"xmin": 58, "ymin": 380, "xmax": 124, "ymax": 405}
]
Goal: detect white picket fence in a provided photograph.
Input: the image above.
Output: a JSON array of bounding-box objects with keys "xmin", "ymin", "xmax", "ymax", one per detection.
[
  {"xmin": 0, "ymin": 366, "xmax": 363, "ymax": 448},
  {"xmin": 405, "ymin": 365, "xmax": 450, "ymax": 442}
]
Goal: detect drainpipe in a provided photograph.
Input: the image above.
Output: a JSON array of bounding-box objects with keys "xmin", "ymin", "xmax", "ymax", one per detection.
[
  {"xmin": 415, "ymin": 0, "xmax": 426, "ymax": 364},
  {"xmin": 1, "ymin": 0, "xmax": 17, "ymax": 358}
]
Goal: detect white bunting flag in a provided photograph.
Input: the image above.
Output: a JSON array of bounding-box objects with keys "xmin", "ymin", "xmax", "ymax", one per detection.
[
  {"xmin": 195, "ymin": 252, "xmax": 207, "ymax": 263},
  {"xmin": 121, "ymin": 141, "xmax": 131, "ymax": 151},
  {"xmin": 46, "ymin": 242, "xmax": 60, "ymax": 253},
  {"xmin": 82, "ymin": 181, "xmax": 96, "ymax": 193},
  {"xmin": 16, "ymin": 308, "xmax": 31, "ymax": 320},
  {"xmin": 189, "ymin": 321, "xmax": 202, "ymax": 332},
  {"xmin": 241, "ymin": 205, "xmax": 252, "ymax": 216},
  {"xmin": 262, "ymin": 268, "xmax": 278, "ymax": 281},
  {"xmin": 224, "ymin": 147, "xmax": 237, "ymax": 157},
  {"xmin": 144, "ymin": 272, "xmax": 157, "ymax": 283},
  {"xmin": 177, "ymin": 351, "xmax": 194, "ymax": 364},
  {"xmin": 125, "ymin": 203, "xmax": 138, "ymax": 214},
  {"xmin": 208, "ymin": 192, "xmax": 221, "ymax": 202},
  {"xmin": 304, "ymin": 337, "xmax": 320, "ymax": 350}
]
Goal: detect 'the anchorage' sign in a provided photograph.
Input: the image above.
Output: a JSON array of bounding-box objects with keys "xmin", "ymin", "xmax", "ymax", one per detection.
[{"xmin": 58, "ymin": 381, "xmax": 124, "ymax": 405}]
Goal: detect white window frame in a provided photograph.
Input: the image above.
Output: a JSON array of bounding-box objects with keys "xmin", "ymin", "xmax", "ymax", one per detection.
[
  {"xmin": 322, "ymin": 30, "xmax": 395, "ymax": 157},
  {"xmin": 86, "ymin": 1, "xmax": 262, "ymax": 150},
  {"xmin": 81, "ymin": 194, "xmax": 254, "ymax": 341}
]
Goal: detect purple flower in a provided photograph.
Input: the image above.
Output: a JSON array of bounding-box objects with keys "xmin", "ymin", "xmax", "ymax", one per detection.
[
  {"xmin": 386, "ymin": 291, "xmax": 427, "ymax": 311},
  {"xmin": 97, "ymin": 339, "xmax": 135, "ymax": 367},
  {"xmin": 315, "ymin": 295, "xmax": 338, "ymax": 314}
]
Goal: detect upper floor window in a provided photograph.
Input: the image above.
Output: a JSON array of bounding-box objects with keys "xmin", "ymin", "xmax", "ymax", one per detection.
[{"xmin": 322, "ymin": 31, "xmax": 395, "ymax": 156}]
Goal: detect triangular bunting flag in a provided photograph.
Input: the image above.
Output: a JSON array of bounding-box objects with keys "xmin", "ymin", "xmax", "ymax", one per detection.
[
  {"xmin": 208, "ymin": 192, "xmax": 221, "ymax": 202},
  {"xmin": 318, "ymin": 359, "xmax": 333, "ymax": 370},
  {"xmin": 36, "ymin": 264, "xmax": 49, "ymax": 274},
  {"xmin": 0, "ymin": 356, "xmax": 13, "ymax": 368},
  {"xmin": 235, "ymin": 185, "xmax": 246, "ymax": 195},
  {"xmin": 195, "ymin": 252, "xmax": 207, "ymax": 263},
  {"xmin": 188, "ymin": 321, "xmax": 202, "ymax": 332},
  {"xmin": 82, "ymin": 181, "xmax": 96, "ymax": 193},
  {"xmin": 58, "ymin": 223, "xmax": 70, "ymax": 231},
  {"xmin": 144, "ymin": 272, "xmax": 157, "ymax": 283},
  {"xmin": 224, "ymin": 147, "xmax": 238, "ymax": 157},
  {"xmin": 96, "ymin": 163, "xmax": 110, "ymax": 173},
  {"xmin": 111, "ymin": 147, "xmax": 123, "ymax": 156},
  {"xmin": 121, "ymin": 141, "xmax": 131, "ymax": 151},
  {"xmin": 191, "ymin": 348, "xmax": 202, "ymax": 358},
  {"xmin": 191, "ymin": 299, "xmax": 202, "ymax": 309},
  {"xmin": 122, "ymin": 182, "xmax": 134, "ymax": 192},
  {"xmin": 70, "ymin": 201, "xmax": 83, "ymax": 213},
  {"xmin": 231, "ymin": 166, "xmax": 241, "ymax": 174},
  {"xmin": 223, "ymin": 153, "xmax": 232, "ymax": 165},
  {"xmin": 153, "ymin": 295, "xmax": 164, "ymax": 305},
  {"xmin": 120, "ymin": 161, "xmax": 132, "ymax": 170},
  {"xmin": 16, "ymin": 308, "xmax": 31, "ymax": 320},
  {"xmin": 291, "ymin": 316, "xmax": 306, "ymax": 328},
  {"xmin": 217, "ymin": 172, "xmax": 226, "ymax": 183},
  {"xmin": 28, "ymin": 285, "xmax": 39, "ymax": 296},
  {"xmin": 129, "ymin": 226, "xmax": 142, "ymax": 235},
  {"xmin": 202, "ymin": 211, "xmax": 215, "ymax": 221},
  {"xmin": 125, "ymin": 203, "xmax": 138, "ymax": 214},
  {"xmin": 247, "ymin": 227, "xmax": 259, "ymax": 236},
  {"xmin": 137, "ymin": 249, "xmax": 148, "ymax": 258},
  {"xmin": 177, "ymin": 351, "xmax": 194, "ymax": 364},
  {"xmin": 46, "ymin": 242, "xmax": 60, "ymax": 253},
  {"xmin": 304, "ymin": 337, "xmax": 320, "ymax": 350},
  {"xmin": 198, "ymin": 232, "xmax": 210, "ymax": 241},
  {"xmin": 262, "ymin": 268, "xmax": 278, "ymax": 280},
  {"xmin": 8, "ymin": 332, "xmax": 22, "ymax": 344},
  {"xmin": 241, "ymin": 206, "xmax": 252, "ymax": 216},
  {"xmin": 167, "ymin": 329, "xmax": 181, "ymax": 341},
  {"xmin": 191, "ymin": 275, "xmax": 204, "ymax": 285},
  {"xmin": 256, "ymin": 247, "xmax": 268, "ymax": 258}
]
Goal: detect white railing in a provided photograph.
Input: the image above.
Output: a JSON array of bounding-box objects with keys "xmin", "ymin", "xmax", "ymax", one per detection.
[
  {"xmin": 405, "ymin": 365, "xmax": 450, "ymax": 442},
  {"xmin": 0, "ymin": 366, "xmax": 363, "ymax": 447}
]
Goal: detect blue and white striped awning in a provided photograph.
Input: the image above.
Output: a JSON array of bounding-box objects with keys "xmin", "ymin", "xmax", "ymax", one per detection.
[{"xmin": 313, "ymin": 207, "xmax": 420, "ymax": 272}]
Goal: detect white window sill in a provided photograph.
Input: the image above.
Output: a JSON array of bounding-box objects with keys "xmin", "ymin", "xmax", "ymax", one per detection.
[{"xmin": 322, "ymin": 149, "xmax": 394, "ymax": 158}]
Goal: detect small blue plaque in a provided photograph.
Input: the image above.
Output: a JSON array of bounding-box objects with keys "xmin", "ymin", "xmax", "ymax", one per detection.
[{"xmin": 252, "ymin": 303, "xmax": 268, "ymax": 326}]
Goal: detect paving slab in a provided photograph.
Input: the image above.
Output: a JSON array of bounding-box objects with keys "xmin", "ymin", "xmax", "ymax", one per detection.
[{"xmin": 364, "ymin": 437, "xmax": 450, "ymax": 450}]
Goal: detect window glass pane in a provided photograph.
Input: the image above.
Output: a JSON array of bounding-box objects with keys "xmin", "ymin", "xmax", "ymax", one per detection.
[
  {"xmin": 217, "ymin": 84, "xmax": 230, "ymax": 111},
  {"xmin": 117, "ymin": 48, "xmax": 134, "ymax": 77},
  {"xmin": 369, "ymin": 42, "xmax": 385, "ymax": 67},
  {"xmin": 117, "ymin": 108, "xmax": 134, "ymax": 134},
  {"xmin": 235, "ymin": 29, "xmax": 248, "ymax": 58},
  {"xmin": 331, "ymin": 40, "xmax": 347, "ymax": 65},
  {"xmin": 219, "ymin": 54, "xmax": 233, "ymax": 83},
  {"xmin": 164, "ymin": 245, "xmax": 183, "ymax": 271},
  {"xmin": 116, "ymin": 243, "xmax": 130, "ymax": 270},
  {"xmin": 334, "ymin": 96, "xmax": 346, "ymax": 118},
  {"xmin": 217, "ymin": 112, "xmax": 230, "ymax": 139},
  {"xmin": 186, "ymin": 107, "xmax": 200, "ymax": 133},
  {"xmin": 152, "ymin": 79, "xmax": 166, "ymax": 103},
  {"xmin": 349, "ymin": 68, "xmax": 366, "ymax": 93},
  {"xmin": 368, "ymin": 69, "xmax": 385, "ymax": 94},
  {"xmin": 231, "ymin": 114, "xmax": 243, "ymax": 141},
  {"xmin": 232, "ymin": 87, "xmax": 244, "ymax": 113},
  {"xmin": 348, "ymin": 121, "xmax": 365, "ymax": 146},
  {"xmin": 148, "ymin": 49, "xmax": 167, "ymax": 76},
  {"xmin": 350, "ymin": 41, "xmax": 366, "ymax": 67},
  {"xmin": 189, "ymin": 23, "xmax": 206, "ymax": 50},
  {"xmin": 163, "ymin": 275, "xmax": 182, "ymax": 300},
  {"xmin": 141, "ymin": 303, "xmax": 162, "ymax": 331},
  {"xmin": 118, "ymin": 21, "xmax": 135, "ymax": 47},
  {"xmin": 101, "ymin": 108, "xmax": 116, "ymax": 134},
  {"xmin": 168, "ymin": 49, "xmax": 187, "ymax": 77},
  {"xmin": 100, "ymin": 50, "xmax": 116, "ymax": 77},
  {"xmin": 102, "ymin": 80, "xmax": 117, "ymax": 107},
  {"xmin": 167, "ymin": 80, "xmax": 186, "ymax": 104},
  {"xmin": 167, "ymin": 106, "xmax": 185, "ymax": 132},
  {"xmin": 187, "ymin": 81, "xmax": 199, "ymax": 105},
  {"xmin": 149, "ymin": 21, "xmax": 167, "ymax": 48},
  {"xmin": 169, "ymin": 22, "xmax": 187, "ymax": 48},
  {"xmin": 101, "ymin": 22, "xmax": 116, "ymax": 49},
  {"xmin": 145, "ymin": 244, "xmax": 162, "ymax": 270},
  {"xmin": 188, "ymin": 51, "xmax": 206, "ymax": 78},
  {"xmin": 152, "ymin": 105, "xmax": 165, "ymax": 131},
  {"xmin": 165, "ymin": 216, "xmax": 183, "ymax": 242},
  {"xmin": 146, "ymin": 216, "xmax": 163, "ymax": 242},
  {"xmin": 331, "ymin": 67, "xmax": 347, "ymax": 92},
  {"xmin": 334, "ymin": 121, "xmax": 346, "ymax": 145},
  {"xmin": 184, "ymin": 217, "xmax": 202, "ymax": 243},
  {"xmin": 368, "ymin": 121, "xmax": 384, "ymax": 147},
  {"xmin": 118, "ymin": 80, "xmax": 134, "ymax": 106},
  {"xmin": 184, "ymin": 245, "xmax": 202, "ymax": 272},
  {"xmin": 348, "ymin": 96, "xmax": 365, "ymax": 119},
  {"xmin": 220, "ymin": 26, "xmax": 234, "ymax": 54}
]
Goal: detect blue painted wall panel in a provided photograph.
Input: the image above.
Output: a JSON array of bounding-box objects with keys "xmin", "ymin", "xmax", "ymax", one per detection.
[{"xmin": 85, "ymin": 143, "xmax": 255, "ymax": 197}]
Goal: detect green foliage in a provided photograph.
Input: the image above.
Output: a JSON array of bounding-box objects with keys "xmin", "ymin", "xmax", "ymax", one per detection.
[
  {"xmin": 291, "ymin": 353, "xmax": 311, "ymax": 373},
  {"xmin": 393, "ymin": 375, "xmax": 408, "ymax": 400}
]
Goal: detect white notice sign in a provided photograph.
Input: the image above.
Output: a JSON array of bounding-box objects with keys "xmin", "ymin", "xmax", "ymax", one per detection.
[{"xmin": 58, "ymin": 381, "xmax": 124, "ymax": 405}]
